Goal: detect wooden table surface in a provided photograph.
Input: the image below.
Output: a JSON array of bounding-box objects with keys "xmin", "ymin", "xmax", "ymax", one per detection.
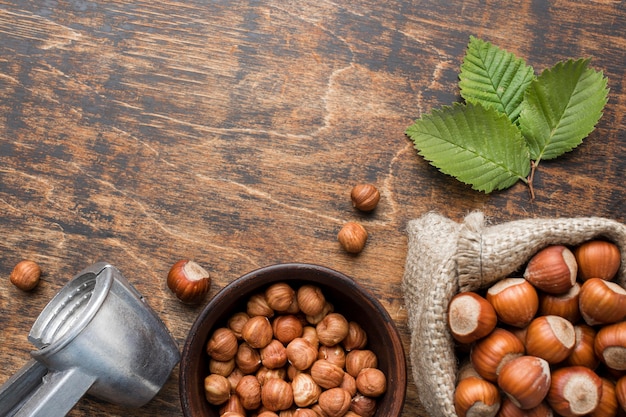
[{"xmin": 1, "ymin": 1, "xmax": 624, "ymax": 416}]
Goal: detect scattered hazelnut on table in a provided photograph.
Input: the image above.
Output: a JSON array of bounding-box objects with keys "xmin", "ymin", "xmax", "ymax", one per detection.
[
  {"xmin": 350, "ymin": 183, "xmax": 380, "ymax": 212},
  {"xmin": 337, "ymin": 222, "xmax": 368, "ymax": 254},
  {"xmin": 10, "ymin": 260, "xmax": 41, "ymax": 291},
  {"xmin": 167, "ymin": 259, "xmax": 211, "ymax": 304}
]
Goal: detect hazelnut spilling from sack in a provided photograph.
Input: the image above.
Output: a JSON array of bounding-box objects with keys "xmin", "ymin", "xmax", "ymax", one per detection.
[{"xmin": 402, "ymin": 212, "xmax": 626, "ymax": 417}]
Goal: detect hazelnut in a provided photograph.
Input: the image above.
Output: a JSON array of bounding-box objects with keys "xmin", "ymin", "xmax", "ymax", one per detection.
[
  {"xmin": 350, "ymin": 393, "xmax": 377, "ymax": 417},
  {"xmin": 166, "ymin": 259, "xmax": 211, "ymax": 304},
  {"xmin": 594, "ymin": 321, "xmax": 626, "ymax": 370},
  {"xmin": 286, "ymin": 337, "xmax": 318, "ymax": 371},
  {"xmin": 226, "ymin": 368, "xmax": 244, "ymax": 393},
  {"xmin": 497, "ymin": 355, "xmax": 551, "ymax": 409},
  {"xmin": 247, "ymin": 293, "xmax": 275, "ymax": 318},
  {"xmin": 260, "ymin": 339, "xmax": 288, "ymax": 369},
  {"xmin": 470, "ymin": 328, "xmax": 525, "ymax": 382},
  {"xmin": 318, "ymin": 344, "xmax": 346, "ymax": 368},
  {"xmin": 272, "ymin": 315, "xmax": 303, "ymax": 344},
  {"xmin": 350, "ymin": 183, "xmax": 380, "ymax": 212},
  {"xmin": 342, "ymin": 321, "xmax": 368, "ymax": 351},
  {"xmin": 209, "ymin": 358, "xmax": 236, "ymax": 376},
  {"xmin": 10, "ymin": 260, "xmax": 41, "ymax": 291},
  {"xmin": 261, "ymin": 378, "xmax": 293, "ymax": 411},
  {"xmin": 497, "ymin": 397, "xmax": 553, "ymax": 417},
  {"xmin": 206, "ymin": 328, "xmax": 239, "ymax": 361},
  {"xmin": 301, "ymin": 326, "xmax": 320, "ymax": 347},
  {"xmin": 291, "ymin": 372, "xmax": 322, "ymax": 407},
  {"xmin": 235, "ymin": 342, "xmax": 262, "ymax": 375},
  {"xmin": 486, "ymin": 278, "xmax": 539, "ymax": 328},
  {"xmin": 338, "ymin": 222, "xmax": 368, "ymax": 254},
  {"xmin": 242, "ymin": 316, "xmax": 273, "ymax": 349},
  {"xmin": 204, "ymin": 373, "xmax": 231, "ymax": 405},
  {"xmin": 574, "ymin": 240, "xmax": 621, "ymax": 281},
  {"xmin": 316, "ymin": 313, "xmax": 350, "ymax": 346},
  {"xmin": 255, "ymin": 366, "xmax": 286, "ymax": 386},
  {"xmin": 265, "ymin": 282, "xmax": 296, "ymax": 312},
  {"xmin": 448, "ymin": 291, "xmax": 498, "ymax": 344},
  {"xmin": 355, "ymin": 367, "xmax": 386, "ymax": 397},
  {"xmin": 525, "ymin": 315, "xmax": 576, "ymax": 364},
  {"xmin": 547, "ymin": 366, "xmax": 602, "ymax": 416},
  {"xmin": 297, "ymin": 285, "xmax": 326, "ymax": 316},
  {"xmin": 293, "ymin": 409, "xmax": 318, "ymax": 417},
  {"xmin": 566, "ymin": 324, "xmax": 600, "ymax": 369},
  {"xmin": 538, "ymin": 283, "xmax": 582, "ymax": 323},
  {"xmin": 306, "ymin": 302, "xmax": 334, "ymax": 325},
  {"xmin": 341, "ymin": 372, "xmax": 358, "ymax": 397},
  {"xmin": 345, "ymin": 349, "xmax": 378, "ymax": 378},
  {"xmin": 219, "ymin": 394, "xmax": 245, "ymax": 416},
  {"xmin": 311, "ymin": 359, "xmax": 345, "ymax": 389},
  {"xmin": 235, "ymin": 375, "xmax": 262, "ymax": 410},
  {"xmin": 523, "ymin": 245, "xmax": 578, "ymax": 294},
  {"xmin": 579, "ymin": 277, "xmax": 626, "ymax": 325},
  {"xmin": 453, "ymin": 376, "xmax": 500, "ymax": 417},
  {"xmin": 595, "ymin": 377, "xmax": 619, "ymax": 417},
  {"xmin": 318, "ymin": 387, "xmax": 352, "ymax": 417},
  {"xmin": 228, "ymin": 312, "xmax": 250, "ymax": 339}
]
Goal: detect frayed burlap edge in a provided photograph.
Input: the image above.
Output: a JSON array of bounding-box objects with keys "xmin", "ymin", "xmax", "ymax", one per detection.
[{"xmin": 402, "ymin": 211, "xmax": 626, "ymax": 417}]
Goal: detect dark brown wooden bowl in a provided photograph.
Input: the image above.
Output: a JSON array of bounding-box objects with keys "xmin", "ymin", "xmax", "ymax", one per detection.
[{"xmin": 180, "ymin": 262, "xmax": 407, "ymax": 416}]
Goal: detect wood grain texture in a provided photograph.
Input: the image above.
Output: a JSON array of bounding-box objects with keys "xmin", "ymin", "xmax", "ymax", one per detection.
[{"xmin": 0, "ymin": 0, "xmax": 625, "ymax": 416}]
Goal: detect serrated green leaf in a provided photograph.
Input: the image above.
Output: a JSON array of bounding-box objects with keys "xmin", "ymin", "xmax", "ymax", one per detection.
[
  {"xmin": 459, "ymin": 36, "xmax": 535, "ymax": 122},
  {"xmin": 519, "ymin": 58, "xmax": 609, "ymax": 162},
  {"xmin": 405, "ymin": 102, "xmax": 531, "ymax": 193}
]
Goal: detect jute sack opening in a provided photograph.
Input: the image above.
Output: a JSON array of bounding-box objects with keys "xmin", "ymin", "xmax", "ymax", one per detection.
[{"xmin": 402, "ymin": 211, "xmax": 626, "ymax": 417}]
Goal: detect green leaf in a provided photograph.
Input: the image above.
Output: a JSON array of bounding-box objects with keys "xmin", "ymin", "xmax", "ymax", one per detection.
[
  {"xmin": 405, "ymin": 102, "xmax": 531, "ymax": 193},
  {"xmin": 459, "ymin": 36, "xmax": 535, "ymax": 122},
  {"xmin": 519, "ymin": 58, "xmax": 609, "ymax": 162}
]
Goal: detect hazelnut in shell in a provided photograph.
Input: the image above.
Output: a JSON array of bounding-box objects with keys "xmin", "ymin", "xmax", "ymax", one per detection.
[
  {"xmin": 167, "ymin": 259, "xmax": 211, "ymax": 304},
  {"xmin": 547, "ymin": 366, "xmax": 602, "ymax": 417},
  {"xmin": 538, "ymin": 282, "xmax": 581, "ymax": 323},
  {"xmin": 592, "ymin": 377, "xmax": 618, "ymax": 417},
  {"xmin": 453, "ymin": 376, "xmax": 500, "ymax": 417},
  {"xmin": 574, "ymin": 240, "xmax": 621, "ymax": 281},
  {"xmin": 524, "ymin": 245, "xmax": 578, "ymax": 294},
  {"xmin": 470, "ymin": 328, "xmax": 525, "ymax": 382},
  {"xmin": 10, "ymin": 260, "xmax": 41, "ymax": 291},
  {"xmin": 525, "ymin": 315, "xmax": 576, "ymax": 364},
  {"xmin": 594, "ymin": 321, "xmax": 626, "ymax": 371},
  {"xmin": 448, "ymin": 291, "xmax": 498, "ymax": 344},
  {"xmin": 486, "ymin": 278, "xmax": 538, "ymax": 328},
  {"xmin": 497, "ymin": 355, "xmax": 551, "ymax": 410},
  {"xmin": 579, "ymin": 277, "xmax": 626, "ymax": 325}
]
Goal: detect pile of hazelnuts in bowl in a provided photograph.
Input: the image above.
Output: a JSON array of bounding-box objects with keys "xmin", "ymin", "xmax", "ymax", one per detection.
[
  {"xmin": 179, "ymin": 263, "xmax": 406, "ymax": 417},
  {"xmin": 448, "ymin": 239, "xmax": 626, "ymax": 417}
]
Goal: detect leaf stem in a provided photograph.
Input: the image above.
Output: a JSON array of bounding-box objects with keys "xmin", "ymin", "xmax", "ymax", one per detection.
[{"xmin": 527, "ymin": 160, "xmax": 537, "ymax": 200}]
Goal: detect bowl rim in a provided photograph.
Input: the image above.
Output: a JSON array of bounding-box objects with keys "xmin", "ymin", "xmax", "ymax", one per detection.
[{"xmin": 179, "ymin": 262, "xmax": 407, "ymax": 416}]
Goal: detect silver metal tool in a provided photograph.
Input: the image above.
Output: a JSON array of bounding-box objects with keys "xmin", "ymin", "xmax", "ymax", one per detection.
[{"xmin": 0, "ymin": 262, "xmax": 180, "ymax": 416}]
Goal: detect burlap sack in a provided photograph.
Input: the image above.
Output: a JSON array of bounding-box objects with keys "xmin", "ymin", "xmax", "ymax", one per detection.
[{"xmin": 402, "ymin": 211, "xmax": 626, "ymax": 417}]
